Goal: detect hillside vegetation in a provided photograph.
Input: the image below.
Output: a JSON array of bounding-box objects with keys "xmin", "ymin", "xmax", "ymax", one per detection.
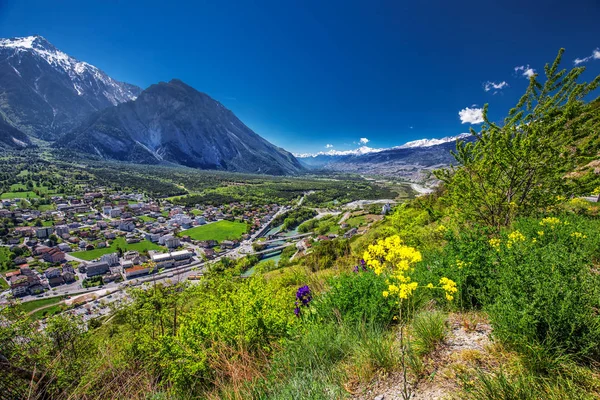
[{"xmin": 1, "ymin": 49, "xmax": 600, "ymax": 400}]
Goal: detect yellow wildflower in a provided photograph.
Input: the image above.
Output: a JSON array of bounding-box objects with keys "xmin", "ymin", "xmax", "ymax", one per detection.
[
  {"xmin": 489, "ymin": 238, "xmax": 501, "ymax": 250},
  {"xmin": 540, "ymin": 217, "xmax": 561, "ymax": 229},
  {"xmin": 570, "ymin": 232, "xmax": 587, "ymax": 239},
  {"xmin": 439, "ymin": 277, "xmax": 458, "ymax": 301}
]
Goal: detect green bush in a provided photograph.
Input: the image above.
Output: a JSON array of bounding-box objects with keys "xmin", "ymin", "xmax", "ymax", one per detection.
[
  {"xmin": 313, "ymin": 270, "xmax": 397, "ymax": 326},
  {"xmin": 487, "ymin": 215, "xmax": 600, "ymax": 362}
]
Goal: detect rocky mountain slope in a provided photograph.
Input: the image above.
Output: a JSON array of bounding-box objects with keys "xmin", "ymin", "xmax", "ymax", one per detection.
[
  {"xmin": 0, "ymin": 35, "xmax": 141, "ymax": 139},
  {"xmin": 0, "ymin": 114, "xmax": 31, "ymax": 149},
  {"xmin": 56, "ymin": 79, "xmax": 303, "ymax": 175}
]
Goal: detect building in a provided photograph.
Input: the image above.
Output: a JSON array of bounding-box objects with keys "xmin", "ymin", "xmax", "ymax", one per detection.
[
  {"xmin": 100, "ymin": 252, "xmax": 120, "ymax": 267},
  {"xmin": 58, "ymin": 243, "xmax": 71, "ymax": 252},
  {"xmin": 42, "ymin": 248, "xmax": 65, "ymax": 263},
  {"xmin": 221, "ymin": 240, "xmax": 235, "ymax": 249},
  {"xmin": 159, "ymin": 235, "xmax": 180, "ymax": 248},
  {"xmin": 118, "ymin": 219, "xmax": 135, "ymax": 232},
  {"xmin": 63, "ymin": 271, "xmax": 76, "ymax": 283},
  {"xmin": 48, "ymin": 276, "xmax": 65, "ymax": 287},
  {"xmin": 123, "ymin": 263, "xmax": 153, "ymax": 279},
  {"xmin": 109, "ymin": 208, "xmax": 121, "ymax": 218},
  {"xmin": 382, "ymin": 203, "xmax": 392, "ymax": 215},
  {"xmin": 36, "ymin": 226, "xmax": 53, "ymax": 239},
  {"xmin": 86, "ymin": 261, "xmax": 110, "ymax": 277},
  {"xmin": 151, "ymin": 250, "xmax": 193, "ymax": 269},
  {"xmin": 145, "ymin": 233, "xmax": 161, "ymax": 242},
  {"xmin": 123, "ymin": 251, "xmax": 140, "ymax": 261},
  {"xmin": 44, "ymin": 267, "xmax": 61, "ymax": 279},
  {"xmin": 54, "ymin": 225, "xmax": 70, "ymax": 236},
  {"xmin": 344, "ymin": 227, "xmax": 358, "ymax": 239}
]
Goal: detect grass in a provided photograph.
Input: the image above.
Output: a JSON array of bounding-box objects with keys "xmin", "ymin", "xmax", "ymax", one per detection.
[
  {"xmin": 38, "ymin": 204, "xmax": 56, "ymax": 211},
  {"xmin": 30, "ymin": 304, "xmax": 63, "ymax": 320},
  {"xmin": 180, "ymin": 220, "xmax": 248, "ymax": 242},
  {"xmin": 411, "ymin": 310, "xmax": 448, "ymax": 356},
  {"xmin": 0, "ymin": 277, "xmax": 8, "ymax": 290},
  {"xmin": 71, "ymin": 237, "xmax": 165, "ymax": 261},
  {"xmin": 1, "ymin": 191, "xmax": 39, "ymax": 199},
  {"xmin": 42, "ymin": 220, "xmax": 54, "ymax": 227},
  {"xmin": 346, "ymin": 214, "xmax": 368, "ymax": 227},
  {"xmin": 0, "ymin": 247, "xmax": 13, "ymax": 271},
  {"xmin": 17, "ymin": 296, "xmax": 64, "ymax": 313},
  {"xmin": 138, "ymin": 215, "xmax": 156, "ymax": 222}
]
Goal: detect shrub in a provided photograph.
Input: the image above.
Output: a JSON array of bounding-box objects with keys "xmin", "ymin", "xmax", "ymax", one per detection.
[
  {"xmin": 487, "ymin": 215, "xmax": 600, "ymax": 362},
  {"xmin": 313, "ymin": 270, "xmax": 398, "ymax": 326}
]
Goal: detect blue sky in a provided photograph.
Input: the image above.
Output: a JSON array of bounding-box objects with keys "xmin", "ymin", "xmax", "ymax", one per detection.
[{"xmin": 1, "ymin": 0, "xmax": 599, "ymax": 154}]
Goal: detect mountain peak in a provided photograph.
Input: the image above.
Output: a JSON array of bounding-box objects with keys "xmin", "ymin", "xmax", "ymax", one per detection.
[{"xmin": 0, "ymin": 35, "xmax": 142, "ymax": 139}]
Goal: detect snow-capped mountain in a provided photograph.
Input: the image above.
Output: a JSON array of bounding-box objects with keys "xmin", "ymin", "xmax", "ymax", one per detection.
[
  {"xmin": 0, "ymin": 35, "xmax": 141, "ymax": 139},
  {"xmin": 395, "ymin": 133, "xmax": 470, "ymax": 149},
  {"xmin": 295, "ymin": 134, "xmax": 470, "ymax": 159},
  {"xmin": 296, "ymin": 133, "xmax": 475, "ymax": 179},
  {"xmin": 294, "ymin": 145, "xmax": 384, "ymax": 158}
]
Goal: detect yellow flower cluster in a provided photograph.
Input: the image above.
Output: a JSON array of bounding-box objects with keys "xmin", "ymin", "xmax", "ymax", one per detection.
[
  {"xmin": 537, "ymin": 230, "xmax": 544, "ymax": 236},
  {"xmin": 364, "ymin": 235, "xmax": 456, "ymax": 302},
  {"xmin": 506, "ymin": 230, "xmax": 526, "ymax": 248},
  {"xmin": 439, "ymin": 277, "xmax": 458, "ymax": 301},
  {"xmin": 363, "ymin": 235, "xmax": 422, "ymax": 276},
  {"xmin": 435, "ymin": 224, "xmax": 448, "ymax": 234},
  {"xmin": 571, "ymin": 231, "xmax": 588, "ymax": 239},
  {"xmin": 540, "ymin": 217, "xmax": 561, "ymax": 229},
  {"xmin": 455, "ymin": 259, "xmax": 470, "ymax": 269},
  {"xmin": 489, "ymin": 238, "xmax": 501, "ymax": 250},
  {"xmin": 568, "ymin": 198, "xmax": 589, "ymax": 208}
]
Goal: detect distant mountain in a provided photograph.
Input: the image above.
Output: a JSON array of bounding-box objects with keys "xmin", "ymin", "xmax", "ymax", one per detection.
[
  {"xmin": 0, "ymin": 35, "xmax": 141, "ymax": 139},
  {"xmin": 321, "ymin": 137, "xmax": 475, "ymax": 181},
  {"xmin": 56, "ymin": 79, "xmax": 303, "ymax": 175},
  {"xmin": 296, "ymin": 134, "xmax": 470, "ymax": 172}
]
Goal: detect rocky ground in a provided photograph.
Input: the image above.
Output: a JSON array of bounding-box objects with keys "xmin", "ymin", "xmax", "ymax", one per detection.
[{"xmin": 355, "ymin": 313, "xmax": 494, "ymax": 400}]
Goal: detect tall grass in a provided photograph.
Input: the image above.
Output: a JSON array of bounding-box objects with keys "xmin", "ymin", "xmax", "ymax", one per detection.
[{"xmin": 411, "ymin": 310, "xmax": 447, "ymax": 356}]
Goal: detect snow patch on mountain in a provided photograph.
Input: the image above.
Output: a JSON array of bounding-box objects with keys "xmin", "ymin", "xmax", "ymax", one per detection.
[{"xmin": 0, "ymin": 35, "xmax": 140, "ymax": 104}]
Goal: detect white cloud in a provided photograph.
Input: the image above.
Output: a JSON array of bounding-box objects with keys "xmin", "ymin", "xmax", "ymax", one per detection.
[
  {"xmin": 573, "ymin": 48, "xmax": 600, "ymax": 65},
  {"xmin": 359, "ymin": 137, "xmax": 369, "ymax": 144},
  {"xmin": 484, "ymin": 81, "xmax": 508, "ymax": 92},
  {"xmin": 325, "ymin": 144, "xmax": 333, "ymax": 148},
  {"xmin": 458, "ymin": 107, "xmax": 484, "ymax": 124},
  {"xmin": 514, "ymin": 65, "xmax": 536, "ymax": 78}
]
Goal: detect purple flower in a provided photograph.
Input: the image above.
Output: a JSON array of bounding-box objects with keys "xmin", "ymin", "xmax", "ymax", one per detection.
[
  {"xmin": 353, "ymin": 265, "xmax": 359, "ymax": 273},
  {"xmin": 360, "ymin": 259, "xmax": 366, "ymax": 266},
  {"xmin": 294, "ymin": 285, "xmax": 312, "ymax": 317}
]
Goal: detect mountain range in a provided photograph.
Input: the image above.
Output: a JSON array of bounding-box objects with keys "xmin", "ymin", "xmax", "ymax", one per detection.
[{"xmin": 0, "ymin": 35, "xmax": 466, "ymax": 177}]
